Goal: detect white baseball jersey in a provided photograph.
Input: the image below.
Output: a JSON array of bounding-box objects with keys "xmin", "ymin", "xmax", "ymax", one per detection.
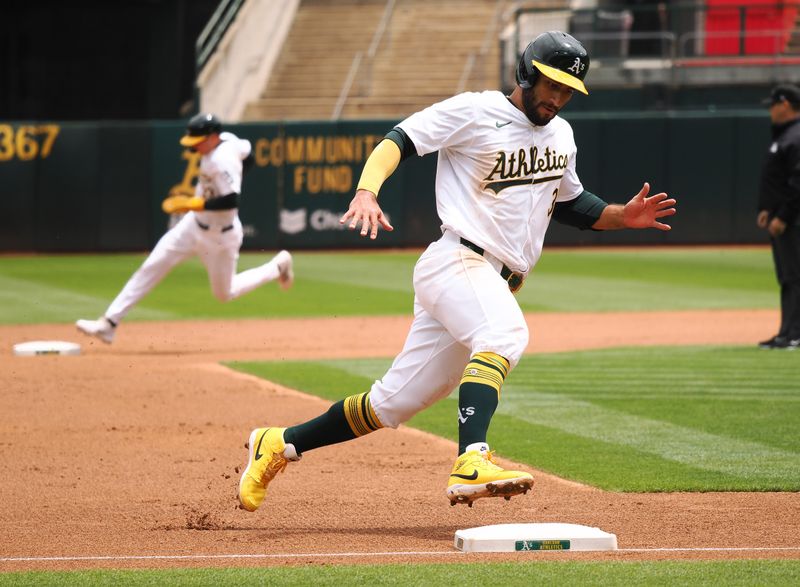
[
  {"xmin": 398, "ymin": 90, "xmax": 583, "ymax": 275},
  {"xmin": 194, "ymin": 131, "xmax": 252, "ymax": 227}
]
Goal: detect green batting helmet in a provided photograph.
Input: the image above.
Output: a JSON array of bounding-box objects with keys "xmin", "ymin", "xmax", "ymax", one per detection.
[
  {"xmin": 516, "ymin": 31, "xmax": 590, "ymax": 95},
  {"xmin": 180, "ymin": 113, "xmax": 223, "ymax": 147}
]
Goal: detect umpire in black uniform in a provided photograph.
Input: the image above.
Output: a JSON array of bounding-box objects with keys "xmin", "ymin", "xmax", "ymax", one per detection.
[{"xmin": 757, "ymin": 84, "xmax": 800, "ymax": 349}]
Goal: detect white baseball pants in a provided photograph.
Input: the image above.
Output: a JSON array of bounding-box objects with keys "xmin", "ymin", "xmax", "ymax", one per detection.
[
  {"xmin": 105, "ymin": 212, "xmax": 281, "ymax": 324},
  {"xmin": 369, "ymin": 230, "xmax": 529, "ymax": 428}
]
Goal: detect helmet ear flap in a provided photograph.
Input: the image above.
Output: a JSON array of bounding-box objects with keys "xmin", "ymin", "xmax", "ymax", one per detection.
[
  {"xmin": 516, "ymin": 54, "xmax": 528, "ymax": 88},
  {"xmin": 515, "ymin": 43, "xmax": 540, "ymax": 89},
  {"xmin": 529, "ymin": 66, "xmax": 539, "ymax": 89}
]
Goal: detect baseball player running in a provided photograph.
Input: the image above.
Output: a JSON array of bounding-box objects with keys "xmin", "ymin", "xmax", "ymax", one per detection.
[
  {"xmin": 238, "ymin": 31, "xmax": 676, "ymax": 510},
  {"xmin": 76, "ymin": 113, "xmax": 293, "ymax": 344}
]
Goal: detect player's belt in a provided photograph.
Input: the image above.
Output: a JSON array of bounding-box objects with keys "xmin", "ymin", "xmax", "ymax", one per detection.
[
  {"xmin": 459, "ymin": 237, "xmax": 524, "ymax": 293},
  {"xmin": 196, "ymin": 218, "xmax": 234, "ymax": 232}
]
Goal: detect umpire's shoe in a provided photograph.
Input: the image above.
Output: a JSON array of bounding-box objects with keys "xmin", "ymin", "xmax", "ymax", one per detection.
[
  {"xmin": 447, "ymin": 443, "xmax": 533, "ymax": 507},
  {"xmin": 75, "ymin": 316, "xmax": 117, "ymax": 344},
  {"xmin": 759, "ymin": 335, "xmax": 800, "ymax": 349},
  {"xmin": 238, "ymin": 427, "xmax": 299, "ymax": 512}
]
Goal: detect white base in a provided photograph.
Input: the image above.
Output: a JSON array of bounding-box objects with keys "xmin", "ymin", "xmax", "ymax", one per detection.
[
  {"xmin": 455, "ymin": 523, "xmax": 617, "ymax": 552},
  {"xmin": 13, "ymin": 340, "xmax": 81, "ymax": 356}
]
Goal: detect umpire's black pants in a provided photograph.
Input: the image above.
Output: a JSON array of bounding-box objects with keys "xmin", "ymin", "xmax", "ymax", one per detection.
[{"xmin": 771, "ymin": 223, "xmax": 800, "ymax": 339}]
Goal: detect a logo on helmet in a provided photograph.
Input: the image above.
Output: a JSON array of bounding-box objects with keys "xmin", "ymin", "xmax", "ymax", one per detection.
[{"xmin": 567, "ymin": 58, "xmax": 584, "ymax": 74}]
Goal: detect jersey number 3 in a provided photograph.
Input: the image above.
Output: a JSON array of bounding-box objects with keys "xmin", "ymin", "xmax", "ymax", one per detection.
[{"xmin": 547, "ymin": 188, "xmax": 558, "ymax": 217}]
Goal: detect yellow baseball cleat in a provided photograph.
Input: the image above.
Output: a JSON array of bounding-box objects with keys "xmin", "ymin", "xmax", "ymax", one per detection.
[
  {"xmin": 446, "ymin": 447, "xmax": 533, "ymax": 507},
  {"xmin": 238, "ymin": 427, "xmax": 292, "ymax": 512}
]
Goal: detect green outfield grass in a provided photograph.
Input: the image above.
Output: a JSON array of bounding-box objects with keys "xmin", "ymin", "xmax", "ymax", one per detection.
[
  {"xmin": 2, "ymin": 560, "xmax": 800, "ymax": 586},
  {"xmin": 0, "ymin": 247, "xmax": 778, "ymax": 324}
]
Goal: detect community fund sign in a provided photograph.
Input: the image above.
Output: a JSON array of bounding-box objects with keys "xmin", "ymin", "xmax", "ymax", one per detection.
[
  {"xmin": 254, "ymin": 133, "xmax": 383, "ymax": 194},
  {"xmin": 248, "ymin": 122, "xmax": 402, "ymax": 247}
]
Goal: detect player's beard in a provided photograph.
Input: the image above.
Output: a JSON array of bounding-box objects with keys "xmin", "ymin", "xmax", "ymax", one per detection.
[{"xmin": 521, "ymin": 86, "xmax": 558, "ymax": 126}]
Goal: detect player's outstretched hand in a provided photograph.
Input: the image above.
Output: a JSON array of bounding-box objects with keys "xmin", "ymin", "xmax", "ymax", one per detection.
[
  {"xmin": 340, "ymin": 189, "xmax": 394, "ymax": 240},
  {"xmin": 622, "ymin": 182, "xmax": 676, "ymax": 231}
]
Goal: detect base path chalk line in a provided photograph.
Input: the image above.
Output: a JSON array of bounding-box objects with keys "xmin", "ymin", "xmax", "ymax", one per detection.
[{"xmin": 2, "ymin": 547, "xmax": 800, "ymax": 563}]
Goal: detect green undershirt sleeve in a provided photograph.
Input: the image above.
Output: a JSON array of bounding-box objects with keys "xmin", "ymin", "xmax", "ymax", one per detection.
[
  {"xmin": 552, "ymin": 190, "xmax": 608, "ymax": 230},
  {"xmin": 204, "ymin": 193, "xmax": 239, "ymax": 210}
]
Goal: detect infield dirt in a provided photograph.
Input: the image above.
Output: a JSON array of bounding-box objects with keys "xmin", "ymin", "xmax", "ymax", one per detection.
[{"xmin": 1, "ymin": 309, "xmax": 798, "ymax": 571}]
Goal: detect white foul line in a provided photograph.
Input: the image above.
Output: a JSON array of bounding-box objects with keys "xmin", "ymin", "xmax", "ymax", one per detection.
[
  {"xmin": 2, "ymin": 547, "xmax": 800, "ymax": 562},
  {"xmin": 0, "ymin": 552, "xmax": 457, "ymax": 563},
  {"xmin": 621, "ymin": 547, "xmax": 800, "ymax": 552}
]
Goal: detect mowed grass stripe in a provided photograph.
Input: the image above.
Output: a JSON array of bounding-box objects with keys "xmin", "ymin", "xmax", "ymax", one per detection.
[
  {"xmin": 518, "ymin": 274, "xmax": 777, "ymax": 311},
  {"xmin": 297, "ymin": 253, "xmax": 415, "ymax": 293},
  {"xmin": 0, "ymin": 274, "xmax": 173, "ymax": 323},
  {"xmin": 534, "ymin": 248, "xmax": 775, "ymax": 288},
  {"xmin": 524, "ymin": 372, "xmax": 799, "ymax": 394},
  {"xmin": 0, "ymin": 253, "xmax": 417, "ymax": 323},
  {"xmin": 498, "ymin": 388, "xmax": 798, "ymax": 483},
  {"xmin": 518, "ymin": 248, "xmax": 777, "ymax": 311},
  {"xmin": 516, "ymin": 348, "xmax": 799, "ymax": 394}
]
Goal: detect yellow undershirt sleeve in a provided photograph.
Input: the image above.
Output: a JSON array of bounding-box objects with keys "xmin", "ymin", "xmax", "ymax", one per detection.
[{"xmin": 356, "ymin": 139, "xmax": 402, "ymax": 197}]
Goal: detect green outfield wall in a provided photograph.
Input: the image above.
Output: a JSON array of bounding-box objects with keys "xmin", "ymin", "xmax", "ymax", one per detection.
[{"xmin": 0, "ymin": 112, "xmax": 770, "ymax": 252}]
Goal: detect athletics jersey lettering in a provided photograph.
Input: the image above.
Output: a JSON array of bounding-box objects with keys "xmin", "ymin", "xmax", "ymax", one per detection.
[
  {"xmin": 397, "ymin": 90, "xmax": 584, "ymax": 273},
  {"xmin": 483, "ymin": 146, "xmax": 569, "ymax": 194}
]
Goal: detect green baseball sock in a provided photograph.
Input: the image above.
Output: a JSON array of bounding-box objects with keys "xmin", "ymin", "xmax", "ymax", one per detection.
[
  {"xmin": 457, "ymin": 352, "xmax": 509, "ymax": 454},
  {"xmin": 284, "ymin": 392, "xmax": 382, "ymax": 455},
  {"xmin": 458, "ymin": 382, "xmax": 498, "ymax": 455}
]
